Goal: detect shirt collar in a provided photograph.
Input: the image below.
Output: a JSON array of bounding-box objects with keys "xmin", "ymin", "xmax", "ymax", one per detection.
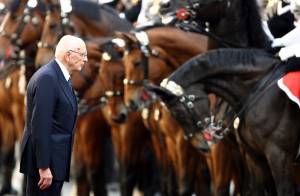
[{"xmin": 55, "ymin": 58, "xmax": 70, "ymax": 81}]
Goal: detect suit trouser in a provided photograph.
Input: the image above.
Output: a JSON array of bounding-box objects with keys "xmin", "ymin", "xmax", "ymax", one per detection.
[{"xmin": 26, "ymin": 175, "xmax": 63, "ymax": 196}]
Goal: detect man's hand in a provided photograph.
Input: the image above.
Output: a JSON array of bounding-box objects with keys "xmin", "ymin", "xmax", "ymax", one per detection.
[{"xmin": 38, "ymin": 168, "xmax": 53, "ymax": 190}]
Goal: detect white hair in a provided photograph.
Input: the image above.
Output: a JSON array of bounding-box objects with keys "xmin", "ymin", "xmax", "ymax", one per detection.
[{"xmin": 54, "ymin": 35, "xmax": 85, "ymax": 58}]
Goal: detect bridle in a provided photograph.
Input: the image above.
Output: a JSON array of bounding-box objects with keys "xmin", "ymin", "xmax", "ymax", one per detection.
[
  {"xmin": 78, "ymin": 40, "xmax": 124, "ymax": 115},
  {"xmin": 122, "ymin": 31, "xmax": 177, "ymax": 111},
  {"xmin": 37, "ymin": 5, "xmax": 75, "ymax": 50},
  {"xmin": 101, "ymin": 45, "xmax": 124, "ymax": 100},
  {"xmin": 160, "ymin": 79, "xmax": 230, "ymax": 142},
  {"xmin": 0, "ymin": 3, "xmax": 42, "ymax": 48},
  {"xmin": 0, "ymin": 1, "xmax": 44, "ymax": 78},
  {"xmin": 123, "ymin": 31, "xmax": 177, "ymax": 87},
  {"xmin": 172, "ymin": 0, "xmax": 245, "ymax": 48}
]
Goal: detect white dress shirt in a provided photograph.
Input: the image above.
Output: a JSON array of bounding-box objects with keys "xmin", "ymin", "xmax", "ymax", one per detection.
[{"xmin": 55, "ymin": 59, "xmax": 70, "ymax": 81}]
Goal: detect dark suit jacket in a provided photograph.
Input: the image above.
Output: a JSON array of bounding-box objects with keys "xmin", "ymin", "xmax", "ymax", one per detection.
[{"xmin": 20, "ymin": 60, "xmax": 77, "ymax": 181}]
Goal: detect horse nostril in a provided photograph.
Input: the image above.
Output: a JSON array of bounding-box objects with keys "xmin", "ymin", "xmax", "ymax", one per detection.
[
  {"xmin": 112, "ymin": 112, "xmax": 127, "ymax": 124},
  {"xmin": 128, "ymin": 100, "xmax": 138, "ymax": 111}
]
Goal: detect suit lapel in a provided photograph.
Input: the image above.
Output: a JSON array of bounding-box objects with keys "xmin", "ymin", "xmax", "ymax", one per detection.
[{"xmin": 52, "ymin": 61, "xmax": 77, "ymax": 114}]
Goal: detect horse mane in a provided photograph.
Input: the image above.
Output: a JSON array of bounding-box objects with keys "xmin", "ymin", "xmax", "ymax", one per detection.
[
  {"xmin": 241, "ymin": 0, "xmax": 271, "ymax": 48},
  {"xmin": 168, "ymin": 48, "xmax": 281, "ymax": 88},
  {"xmin": 71, "ymin": 0, "xmax": 126, "ymax": 22},
  {"xmin": 71, "ymin": 0, "xmax": 132, "ymax": 32},
  {"xmin": 71, "ymin": 0, "xmax": 102, "ymax": 20}
]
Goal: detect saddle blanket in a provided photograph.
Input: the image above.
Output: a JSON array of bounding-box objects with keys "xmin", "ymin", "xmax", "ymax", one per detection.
[{"xmin": 278, "ymin": 70, "xmax": 300, "ymax": 108}]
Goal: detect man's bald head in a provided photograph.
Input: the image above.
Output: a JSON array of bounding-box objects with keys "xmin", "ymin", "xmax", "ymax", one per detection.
[{"xmin": 55, "ymin": 35, "xmax": 87, "ymax": 73}]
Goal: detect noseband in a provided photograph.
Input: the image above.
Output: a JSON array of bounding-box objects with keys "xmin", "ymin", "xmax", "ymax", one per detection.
[
  {"xmin": 0, "ymin": 4, "xmax": 42, "ymax": 48},
  {"xmin": 123, "ymin": 31, "xmax": 177, "ymax": 87},
  {"xmin": 161, "ymin": 79, "xmax": 230, "ymax": 142},
  {"xmin": 37, "ymin": 10, "xmax": 75, "ymax": 50}
]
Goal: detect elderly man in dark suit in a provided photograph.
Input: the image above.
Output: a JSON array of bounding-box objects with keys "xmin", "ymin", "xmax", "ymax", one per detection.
[{"xmin": 20, "ymin": 35, "xmax": 87, "ymax": 195}]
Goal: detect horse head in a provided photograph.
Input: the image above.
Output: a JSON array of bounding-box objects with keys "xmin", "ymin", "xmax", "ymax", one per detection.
[
  {"xmin": 77, "ymin": 40, "xmax": 127, "ymax": 124},
  {"xmin": 145, "ymin": 48, "xmax": 281, "ymax": 152},
  {"xmin": 0, "ymin": 0, "xmax": 45, "ymax": 76},
  {"xmin": 98, "ymin": 39, "xmax": 128, "ymax": 124},
  {"xmin": 71, "ymin": 40, "xmax": 104, "ymax": 93},
  {"xmin": 34, "ymin": 0, "xmax": 74, "ymax": 68},
  {"xmin": 116, "ymin": 31, "xmax": 176, "ymax": 113},
  {"xmin": 144, "ymin": 83, "xmax": 211, "ymax": 152},
  {"xmin": 35, "ymin": 0, "xmax": 132, "ymax": 67}
]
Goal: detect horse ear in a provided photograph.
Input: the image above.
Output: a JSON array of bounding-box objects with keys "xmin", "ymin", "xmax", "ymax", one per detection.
[
  {"xmin": 115, "ymin": 31, "xmax": 137, "ymax": 44},
  {"xmin": 144, "ymin": 84, "xmax": 177, "ymax": 102}
]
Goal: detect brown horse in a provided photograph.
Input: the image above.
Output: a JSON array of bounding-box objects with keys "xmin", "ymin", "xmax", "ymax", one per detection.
[
  {"xmin": 115, "ymin": 27, "xmax": 218, "ymax": 195},
  {"xmin": 81, "ymin": 40, "xmax": 162, "ymax": 196},
  {"xmin": 0, "ymin": 0, "xmax": 45, "ymax": 81},
  {"xmin": 0, "ymin": 69, "xmax": 25, "ymax": 194},
  {"xmin": 72, "ymin": 108, "xmax": 111, "ymax": 196},
  {"xmin": 0, "ymin": 0, "xmax": 46, "ymax": 194},
  {"xmin": 34, "ymin": 0, "xmax": 132, "ymax": 67}
]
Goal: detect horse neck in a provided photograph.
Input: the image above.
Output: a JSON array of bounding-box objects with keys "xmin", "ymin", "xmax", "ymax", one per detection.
[
  {"xmin": 208, "ymin": 0, "xmax": 270, "ymax": 49},
  {"xmin": 146, "ymin": 47, "xmax": 179, "ymax": 84},
  {"xmin": 202, "ymin": 77, "xmax": 260, "ymax": 107},
  {"xmin": 81, "ymin": 74, "xmax": 104, "ymax": 101},
  {"xmin": 98, "ymin": 5, "xmax": 132, "ymax": 33},
  {"xmin": 147, "ymin": 27, "xmax": 208, "ymax": 65},
  {"xmin": 70, "ymin": 11, "xmax": 131, "ymax": 37},
  {"xmin": 70, "ymin": 4, "xmax": 132, "ymax": 37},
  {"xmin": 169, "ymin": 49, "xmax": 279, "ymax": 90}
]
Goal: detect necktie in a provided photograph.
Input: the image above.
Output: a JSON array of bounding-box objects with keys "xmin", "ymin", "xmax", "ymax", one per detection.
[{"xmin": 68, "ymin": 78, "xmax": 73, "ymax": 90}]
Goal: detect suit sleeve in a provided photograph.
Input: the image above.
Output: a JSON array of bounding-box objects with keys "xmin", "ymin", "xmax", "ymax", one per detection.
[{"xmin": 31, "ymin": 75, "xmax": 56, "ymax": 168}]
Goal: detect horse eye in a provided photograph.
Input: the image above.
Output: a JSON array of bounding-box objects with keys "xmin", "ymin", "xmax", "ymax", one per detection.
[
  {"xmin": 10, "ymin": 14, "xmax": 18, "ymax": 20},
  {"xmin": 118, "ymin": 51, "xmax": 123, "ymax": 58},
  {"xmin": 49, "ymin": 23, "xmax": 57, "ymax": 29},
  {"xmin": 133, "ymin": 61, "xmax": 141, "ymax": 67}
]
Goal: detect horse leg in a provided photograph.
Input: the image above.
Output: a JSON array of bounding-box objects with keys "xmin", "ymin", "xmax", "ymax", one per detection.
[
  {"xmin": 266, "ymin": 148, "xmax": 295, "ymax": 196},
  {"xmin": 74, "ymin": 163, "xmax": 90, "ymax": 196},
  {"xmin": 208, "ymin": 142, "xmax": 231, "ymax": 196},
  {"xmin": 87, "ymin": 167, "xmax": 107, "ymax": 196},
  {"xmin": 119, "ymin": 160, "xmax": 136, "ymax": 196},
  {"xmin": 194, "ymin": 154, "xmax": 211, "ymax": 196},
  {"xmin": 293, "ymin": 164, "xmax": 300, "ymax": 195},
  {"xmin": 243, "ymin": 153, "xmax": 272, "ymax": 196},
  {"xmin": 0, "ymin": 116, "xmax": 17, "ymax": 195},
  {"xmin": 137, "ymin": 146, "xmax": 161, "ymax": 196},
  {"xmin": 166, "ymin": 166, "xmax": 178, "ymax": 196},
  {"xmin": 0, "ymin": 144, "xmax": 16, "ymax": 195},
  {"xmin": 175, "ymin": 136, "xmax": 194, "ymax": 196}
]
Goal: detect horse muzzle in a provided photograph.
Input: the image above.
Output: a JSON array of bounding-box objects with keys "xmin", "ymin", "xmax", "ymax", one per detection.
[{"xmin": 112, "ymin": 107, "xmax": 128, "ymax": 124}]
